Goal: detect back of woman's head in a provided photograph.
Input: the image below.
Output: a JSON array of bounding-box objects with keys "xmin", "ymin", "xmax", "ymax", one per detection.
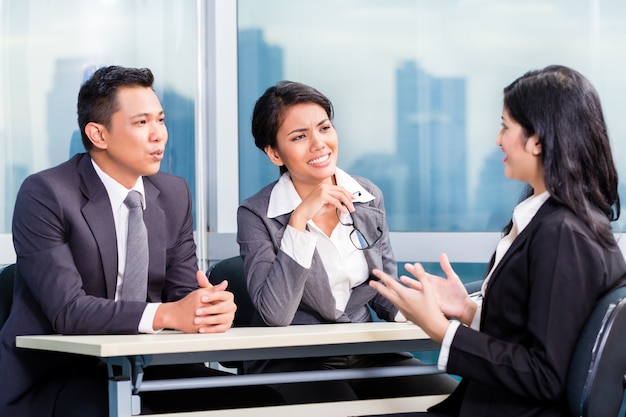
[
  {"xmin": 504, "ymin": 65, "xmax": 620, "ymax": 246},
  {"xmin": 251, "ymin": 81, "xmax": 333, "ymax": 175}
]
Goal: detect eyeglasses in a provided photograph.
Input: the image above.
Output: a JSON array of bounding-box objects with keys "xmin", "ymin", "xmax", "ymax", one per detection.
[{"xmin": 336, "ymin": 208, "xmax": 383, "ymax": 250}]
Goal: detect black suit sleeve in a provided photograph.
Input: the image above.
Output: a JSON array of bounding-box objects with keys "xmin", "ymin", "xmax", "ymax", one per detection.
[{"xmin": 446, "ymin": 215, "xmax": 608, "ymax": 402}]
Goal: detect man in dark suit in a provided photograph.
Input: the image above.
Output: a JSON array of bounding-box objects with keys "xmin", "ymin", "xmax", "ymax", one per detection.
[{"xmin": 0, "ymin": 66, "xmax": 278, "ymax": 416}]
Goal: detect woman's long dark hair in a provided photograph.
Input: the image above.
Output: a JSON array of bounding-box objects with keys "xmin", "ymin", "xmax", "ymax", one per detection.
[{"xmin": 501, "ymin": 65, "xmax": 620, "ymax": 248}]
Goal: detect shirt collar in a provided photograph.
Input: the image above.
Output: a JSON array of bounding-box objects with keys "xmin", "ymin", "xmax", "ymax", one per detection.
[
  {"xmin": 512, "ymin": 190, "xmax": 550, "ymax": 233},
  {"xmin": 267, "ymin": 167, "xmax": 374, "ymax": 218},
  {"xmin": 91, "ymin": 158, "xmax": 146, "ymax": 210}
]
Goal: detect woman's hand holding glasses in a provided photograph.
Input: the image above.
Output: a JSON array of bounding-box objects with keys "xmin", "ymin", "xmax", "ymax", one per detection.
[{"xmin": 289, "ymin": 183, "xmax": 355, "ymax": 232}]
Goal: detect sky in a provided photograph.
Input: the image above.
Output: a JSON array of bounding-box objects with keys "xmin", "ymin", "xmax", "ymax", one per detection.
[
  {"xmin": 238, "ymin": 0, "xmax": 626, "ymax": 195},
  {"xmin": 2, "ymin": 0, "xmax": 626, "ymax": 225}
]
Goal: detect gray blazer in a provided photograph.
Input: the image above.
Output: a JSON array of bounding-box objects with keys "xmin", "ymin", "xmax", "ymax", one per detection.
[{"xmin": 237, "ymin": 175, "xmax": 399, "ymax": 327}]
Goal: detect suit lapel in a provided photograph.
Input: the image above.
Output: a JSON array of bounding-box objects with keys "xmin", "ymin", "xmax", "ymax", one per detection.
[
  {"xmin": 275, "ymin": 211, "xmax": 343, "ymax": 320},
  {"xmin": 275, "ymin": 200, "xmax": 385, "ymax": 321},
  {"xmin": 143, "ymin": 179, "xmax": 165, "ymax": 297},
  {"xmin": 343, "ymin": 204, "xmax": 384, "ymax": 313},
  {"xmin": 78, "ymin": 156, "xmax": 119, "ymax": 299},
  {"xmin": 483, "ymin": 198, "xmax": 559, "ymax": 299},
  {"xmin": 351, "ymin": 204, "xmax": 385, "ymax": 269}
]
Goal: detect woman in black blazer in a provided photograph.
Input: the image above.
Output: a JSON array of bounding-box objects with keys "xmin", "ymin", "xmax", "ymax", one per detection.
[{"xmin": 371, "ymin": 65, "xmax": 626, "ymax": 417}]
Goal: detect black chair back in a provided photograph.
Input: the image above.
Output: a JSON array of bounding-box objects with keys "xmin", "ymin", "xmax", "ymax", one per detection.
[
  {"xmin": 0, "ymin": 263, "xmax": 16, "ymax": 329},
  {"xmin": 208, "ymin": 256, "xmax": 255, "ymax": 327},
  {"xmin": 566, "ymin": 285, "xmax": 626, "ymax": 417}
]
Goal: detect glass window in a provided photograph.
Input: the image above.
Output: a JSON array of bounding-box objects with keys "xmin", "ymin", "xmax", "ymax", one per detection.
[
  {"xmin": 237, "ymin": 0, "xmax": 626, "ymax": 236},
  {"xmin": 0, "ymin": 0, "xmax": 197, "ymax": 241}
]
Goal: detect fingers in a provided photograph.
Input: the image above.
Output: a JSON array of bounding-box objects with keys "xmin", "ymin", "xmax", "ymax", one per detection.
[
  {"xmin": 403, "ymin": 263, "xmax": 425, "ymax": 289},
  {"xmin": 194, "ymin": 295, "xmax": 236, "ymax": 332},
  {"xmin": 302, "ymin": 184, "xmax": 355, "ymax": 216},
  {"xmin": 194, "ymin": 306, "xmax": 235, "ymax": 324},
  {"xmin": 404, "ymin": 262, "xmax": 426, "ymax": 278},
  {"xmin": 371, "ymin": 268, "xmax": 396, "ymax": 284},
  {"xmin": 161, "ymin": 283, "xmax": 236, "ymax": 333},
  {"xmin": 439, "ymin": 253, "xmax": 456, "ymax": 280},
  {"xmin": 438, "ymin": 253, "xmax": 465, "ymax": 290},
  {"xmin": 196, "ymin": 269, "xmax": 212, "ymax": 288},
  {"xmin": 370, "ymin": 269, "xmax": 406, "ymax": 301},
  {"xmin": 198, "ymin": 322, "xmax": 234, "ymax": 334},
  {"xmin": 324, "ymin": 188, "xmax": 355, "ymax": 215},
  {"xmin": 197, "ymin": 284, "xmax": 232, "ymax": 305},
  {"xmin": 337, "ymin": 187, "xmax": 357, "ymax": 213},
  {"xmin": 399, "ymin": 275, "xmax": 422, "ymax": 291}
]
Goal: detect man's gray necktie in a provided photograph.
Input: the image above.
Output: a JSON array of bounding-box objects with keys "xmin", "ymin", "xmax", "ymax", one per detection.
[{"xmin": 122, "ymin": 190, "xmax": 148, "ymax": 301}]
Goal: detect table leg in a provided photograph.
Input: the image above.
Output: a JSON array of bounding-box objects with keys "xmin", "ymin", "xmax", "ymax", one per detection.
[{"xmin": 105, "ymin": 357, "xmax": 142, "ymax": 416}]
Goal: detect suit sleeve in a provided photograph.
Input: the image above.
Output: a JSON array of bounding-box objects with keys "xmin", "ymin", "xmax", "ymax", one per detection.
[
  {"xmin": 13, "ymin": 174, "xmax": 146, "ymax": 335},
  {"xmin": 446, "ymin": 219, "xmax": 607, "ymax": 401},
  {"xmin": 237, "ymin": 201, "xmax": 313, "ymax": 326},
  {"xmin": 361, "ymin": 180, "xmax": 400, "ymax": 321},
  {"xmin": 159, "ymin": 178, "xmax": 199, "ymax": 302}
]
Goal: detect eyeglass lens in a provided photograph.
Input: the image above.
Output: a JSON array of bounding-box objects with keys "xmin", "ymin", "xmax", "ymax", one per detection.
[{"xmin": 350, "ymin": 229, "xmax": 370, "ymax": 250}]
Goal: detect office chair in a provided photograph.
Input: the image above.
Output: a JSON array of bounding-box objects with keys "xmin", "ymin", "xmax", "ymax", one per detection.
[
  {"xmin": 208, "ymin": 255, "xmax": 255, "ymax": 327},
  {"xmin": 0, "ymin": 263, "xmax": 15, "ymax": 329},
  {"xmin": 207, "ymin": 256, "xmax": 256, "ymax": 373},
  {"xmin": 566, "ymin": 285, "xmax": 626, "ymax": 417}
]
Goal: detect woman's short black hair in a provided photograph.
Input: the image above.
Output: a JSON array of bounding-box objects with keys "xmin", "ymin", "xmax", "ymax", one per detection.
[{"xmin": 251, "ymin": 81, "xmax": 334, "ymax": 175}]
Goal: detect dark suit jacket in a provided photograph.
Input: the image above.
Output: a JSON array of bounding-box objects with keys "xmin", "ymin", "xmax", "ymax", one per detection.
[
  {"xmin": 431, "ymin": 197, "xmax": 626, "ymax": 417},
  {"xmin": 0, "ymin": 153, "xmax": 199, "ymax": 417}
]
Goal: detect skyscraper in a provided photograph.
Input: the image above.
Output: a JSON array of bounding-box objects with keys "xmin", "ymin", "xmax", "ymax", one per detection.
[
  {"xmin": 395, "ymin": 61, "xmax": 468, "ymax": 230},
  {"xmin": 238, "ymin": 28, "xmax": 284, "ymax": 200}
]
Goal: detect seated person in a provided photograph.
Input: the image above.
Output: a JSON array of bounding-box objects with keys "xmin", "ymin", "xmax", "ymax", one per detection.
[
  {"xmin": 0, "ymin": 65, "xmax": 281, "ymax": 417},
  {"xmin": 371, "ymin": 65, "xmax": 626, "ymax": 416},
  {"xmin": 237, "ymin": 80, "xmax": 458, "ymax": 403}
]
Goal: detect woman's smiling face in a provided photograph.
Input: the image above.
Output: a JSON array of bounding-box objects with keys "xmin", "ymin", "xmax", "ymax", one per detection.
[
  {"xmin": 496, "ymin": 107, "xmax": 545, "ymax": 193},
  {"xmin": 265, "ymin": 102, "xmax": 338, "ymax": 189}
]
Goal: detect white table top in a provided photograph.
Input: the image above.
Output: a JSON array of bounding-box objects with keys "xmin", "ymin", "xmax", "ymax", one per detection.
[{"xmin": 16, "ymin": 322, "xmax": 431, "ymax": 358}]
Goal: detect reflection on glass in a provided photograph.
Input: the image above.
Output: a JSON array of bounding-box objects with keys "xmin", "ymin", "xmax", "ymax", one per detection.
[
  {"xmin": 238, "ymin": 0, "xmax": 626, "ymax": 232},
  {"xmin": 0, "ymin": 0, "xmax": 196, "ymax": 233}
]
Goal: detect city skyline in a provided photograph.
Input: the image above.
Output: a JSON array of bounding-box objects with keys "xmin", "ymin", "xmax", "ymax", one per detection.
[
  {"xmin": 238, "ymin": 0, "xmax": 626, "ymax": 209},
  {"xmin": 237, "ymin": 27, "xmax": 521, "ymax": 232}
]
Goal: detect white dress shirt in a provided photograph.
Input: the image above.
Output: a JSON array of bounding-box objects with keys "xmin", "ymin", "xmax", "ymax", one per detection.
[
  {"xmin": 267, "ymin": 168, "xmax": 375, "ymax": 313},
  {"xmin": 92, "ymin": 159, "xmax": 160, "ymax": 333}
]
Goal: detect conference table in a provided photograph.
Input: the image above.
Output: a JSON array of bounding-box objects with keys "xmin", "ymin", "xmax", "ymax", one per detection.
[{"xmin": 16, "ymin": 322, "xmax": 445, "ymax": 417}]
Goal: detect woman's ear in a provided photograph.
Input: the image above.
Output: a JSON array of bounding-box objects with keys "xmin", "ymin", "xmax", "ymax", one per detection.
[
  {"xmin": 84, "ymin": 122, "xmax": 108, "ymax": 150},
  {"xmin": 264, "ymin": 145, "xmax": 284, "ymax": 168},
  {"xmin": 528, "ymin": 135, "xmax": 542, "ymax": 156}
]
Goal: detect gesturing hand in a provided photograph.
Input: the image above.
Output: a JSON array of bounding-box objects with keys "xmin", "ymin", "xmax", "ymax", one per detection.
[
  {"xmin": 404, "ymin": 253, "xmax": 477, "ymax": 325},
  {"xmin": 370, "ymin": 266, "xmax": 449, "ymax": 343}
]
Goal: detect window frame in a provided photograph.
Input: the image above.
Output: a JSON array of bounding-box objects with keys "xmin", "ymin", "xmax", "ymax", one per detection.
[
  {"xmin": 203, "ymin": 0, "xmax": 626, "ymax": 266},
  {"xmin": 203, "ymin": 0, "xmax": 507, "ymax": 266},
  {"xmin": 2, "ymin": 0, "xmax": 625, "ymax": 268}
]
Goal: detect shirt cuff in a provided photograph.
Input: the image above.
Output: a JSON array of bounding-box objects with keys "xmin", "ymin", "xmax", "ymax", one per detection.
[
  {"xmin": 437, "ymin": 320, "xmax": 461, "ymax": 371},
  {"xmin": 139, "ymin": 303, "xmax": 162, "ymax": 334},
  {"xmin": 469, "ymin": 294, "xmax": 483, "ymax": 330},
  {"xmin": 281, "ymin": 224, "xmax": 318, "ymax": 268},
  {"xmin": 394, "ymin": 310, "xmax": 407, "ymax": 322}
]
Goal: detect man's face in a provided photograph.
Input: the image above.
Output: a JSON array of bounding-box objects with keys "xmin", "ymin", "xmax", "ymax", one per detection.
[{"xmin": 95, "ymin": 86, "xmax": 167, "ymax": 188}]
